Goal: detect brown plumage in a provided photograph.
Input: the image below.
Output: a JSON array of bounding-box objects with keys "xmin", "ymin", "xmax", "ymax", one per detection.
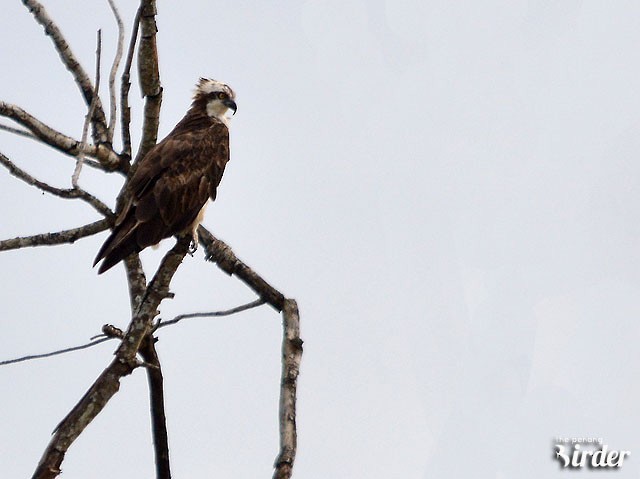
[{"xmin": 94, "ymin": 78, "xmax": 237, "ymax": 274}]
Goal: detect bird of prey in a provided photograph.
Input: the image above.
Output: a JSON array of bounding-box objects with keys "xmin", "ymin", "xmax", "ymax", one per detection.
[{"xmin": 93, "ymin": 78, "xmax": 237, "ymax": 274}]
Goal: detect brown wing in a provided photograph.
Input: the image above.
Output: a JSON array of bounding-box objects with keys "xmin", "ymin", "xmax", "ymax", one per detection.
[{"xmin": 94, "ymin": 122, "xmax": 229, "ymax": 273}]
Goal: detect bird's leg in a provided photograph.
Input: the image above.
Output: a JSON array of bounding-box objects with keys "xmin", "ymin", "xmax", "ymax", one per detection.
[{"xmin": 188, "ymin": 226, "xmax": 199, "ymax": 256}]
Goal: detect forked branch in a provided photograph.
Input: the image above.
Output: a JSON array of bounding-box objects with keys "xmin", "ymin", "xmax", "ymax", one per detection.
[
  {"xmin": 0, "ymin": 299, "xmax": 268, "ymax": 367},
  {"xmin": 198, "ymin": 225, "xmax": 286, "ymax": 311},
  {"xmin": 22, "ymin": 0, "xmax": 109, "ymax": 145},
  {"xmin": 31, "ymin": 238, "xmax": 190, "ymax": 479},
  {"xmin": 197, "ymin": 226, "xmax": 302, "ymax": 478},
  {"xmin": 0, "ymin": 102, "xmax": 121, "ymax": 171}
]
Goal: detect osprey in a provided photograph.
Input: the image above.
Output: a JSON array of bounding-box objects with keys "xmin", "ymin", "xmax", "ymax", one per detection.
[{"xmin": 94, "ymin": 78, "xmax": 237, "ymax": 274}]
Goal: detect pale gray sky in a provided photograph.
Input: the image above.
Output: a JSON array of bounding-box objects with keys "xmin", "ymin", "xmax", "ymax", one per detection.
[{"xmin": 1, "ymin": 1, "xmax": 640, "ymax": 478}]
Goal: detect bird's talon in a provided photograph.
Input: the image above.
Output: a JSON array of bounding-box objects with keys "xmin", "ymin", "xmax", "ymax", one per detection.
[{"xmin": 188, "ymin": 240, "xmax": 198, "ymax": 256}]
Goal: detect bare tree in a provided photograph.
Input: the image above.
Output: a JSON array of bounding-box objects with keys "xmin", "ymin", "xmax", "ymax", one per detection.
[{"xmin": 0, "ymin": 2, "xmax": 302, "ymax": 479}]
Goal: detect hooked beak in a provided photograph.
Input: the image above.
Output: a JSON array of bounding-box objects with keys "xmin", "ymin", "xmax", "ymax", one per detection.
[{"xmin": 223, "ymin": 98, "xmax": 237, "ymax": 115}]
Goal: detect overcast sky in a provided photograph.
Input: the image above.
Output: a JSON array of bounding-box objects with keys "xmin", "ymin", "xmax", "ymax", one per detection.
[{"xmin": 1, "ymin": 1, "xmax": 640, "ymax": 478}]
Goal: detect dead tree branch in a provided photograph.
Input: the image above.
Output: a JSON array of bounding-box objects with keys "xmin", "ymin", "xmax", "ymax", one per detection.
[
  {"xmin": 0, "ymin": 219, "xmax": 110, "ymax": 252},
  {"xmin": 139, "ymin": 336, "xmax": 171, "ymax": 479},
  {"xmin": 0, "ymin": 101, "xmax": 121, "ymax": 171},
  {"xmin": 0, "ymin": 151, "xmax": 113, "ymax": 217},
  {"xmin": 22, "ymin": 0, "xmax": 109, "ymax": 145},
  {"xmin": 124, "ymin": 254, "xmax": 148, "ymax": 313},
  {"xmin": 32, "ymin": 360, "xmax": 133, "ymax": 479},
  {"xmin": 198, "ymin": 226, "xmax": 302, "ymax": 478},
  {"xmin": 273, "ymin": 299, "xmax": 302, "ymax": 479},
  {"xmin": 199, "ymin": 226, "xmax": 286, "ymax": 311},
  {"xmin": 31, "ymin": 237, "xmax": 190, "ymax": 479},
  {"xmin": 135, "ymin": 0, "xmax": 162, "ymax": 164},
  {"xmin": 122, "ymin": 237, "xmax": 190, "ymax": 353},
  {"xmin": 0, "ymin": 122, "xmax": 103, "ymax": 169}
]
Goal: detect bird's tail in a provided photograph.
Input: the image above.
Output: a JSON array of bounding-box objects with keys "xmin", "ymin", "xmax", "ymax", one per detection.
[{"xmin": 93, "ymin": 217, "xmax": 140, "ymax": 274}]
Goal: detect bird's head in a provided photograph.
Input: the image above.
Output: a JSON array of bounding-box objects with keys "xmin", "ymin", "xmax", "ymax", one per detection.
[{"xmin": 194, "ymin": 78, "xmax": 237, "ymax": 123}]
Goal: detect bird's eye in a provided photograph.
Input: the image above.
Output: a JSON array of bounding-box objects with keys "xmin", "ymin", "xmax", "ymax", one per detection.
[{"xmin": 217, "ymin": 92, "xmax": 228, "ymax": 100}]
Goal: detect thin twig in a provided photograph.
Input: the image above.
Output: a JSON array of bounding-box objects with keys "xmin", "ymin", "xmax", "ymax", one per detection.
[
  {"xmin": 106, "ymin": 0, "xmax": 124, "ymax": 143},
  {"xmin": 0, "ymin": 299, "xmax": 264, "ymax": 367},
  {"xmin": 155, "ymin": 298, "xmax": 266, "ymax": 330},
  {"xmin": 0, "ymin": 151, "xmax": 113, "ymax": 218},
  {"xmin": 73, "ymin": 30, "xmax": 102, "ymax": 188},
  {"xmin": 0, "ymin": 219, "xmax": 110, "ymax": 252},
  {"xmin": 22, "ymin": 0, "xmax": 109, "ymax": 144},
  {"xmin": 0, "ymin": 122, "xmax": 103, "ymax": 169},
  {"xmin": 0, "ymin": 123, "xmax": 36, "ymax": 139},
  {"xmin": 0, "ymin": 338, "xmax": 111, "ymax": 366},
  {"xmin": 120, "ymin": 6, "xmax": 142, "ymax": 162}
]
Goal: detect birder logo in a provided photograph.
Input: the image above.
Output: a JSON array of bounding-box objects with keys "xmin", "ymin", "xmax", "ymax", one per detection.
[{"xmin": 553, "ymin": 437, "xmax": 630, "ymax": 469}]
